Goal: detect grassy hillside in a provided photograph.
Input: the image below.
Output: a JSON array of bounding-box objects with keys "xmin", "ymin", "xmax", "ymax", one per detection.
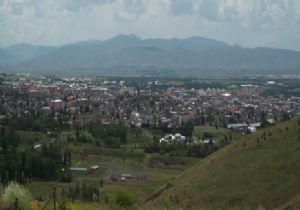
[{"xmin": 148, "ymin": 117, "xmax": 300, "ymax": 209}]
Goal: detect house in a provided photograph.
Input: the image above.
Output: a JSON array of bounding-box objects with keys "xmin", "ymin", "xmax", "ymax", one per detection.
[
  {"xmin": 248, "ymin": 122, "xmax": 262, "ymax": 133},
  {"xmin": 48, "ymin": 99, "xmax": 64, "ymax": 111},
  {"xmin": 159, "ymin": 133, "xmax": 186, "ymax": 144},
  {"xmin": 121, "ymin": 173, "xmax": 132, "ymax": 180},
  {"xmin": 70, "ymin": 167, "xmax": 88, "ymax": 174},
  {"xmin": 90, "ymin": 165, "xmax": 99, "ymax": 172},
  {"xmin": 33, "ymin": 144, "xmax": 42, "ymax": 150}
]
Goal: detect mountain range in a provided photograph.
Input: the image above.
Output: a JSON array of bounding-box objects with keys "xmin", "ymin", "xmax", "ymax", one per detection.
[{"xmin": 1, "ymin": 35, "xmax": 300, "ymax": 77}]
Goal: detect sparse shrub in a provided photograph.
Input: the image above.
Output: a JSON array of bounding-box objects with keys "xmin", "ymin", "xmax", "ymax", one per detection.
[
  {"xmin": 166, "ymin": 182, "xmax": 173, "ymax": 188},
  {"xmin": 113, "ymin": 190, "xmax": 134, "ymax": 208},
  {"xmin": 60, "ymin": 197, "xmax": 75, "ymax": 210},
  {"xmin": 30, "ymin": 200, "xmax": 41, "ymax": 210},
  {"xmin": 27, "ymin": 138, "xmax": 34, "ymax": 145},
  {"xmin": 175, "ymin": 195, "xmax": 179, "ymax": 204},
  {"xmin": 104, "ymin": 195, "xmax": 109, "ymax": 204},
  {"xmin": 1, "ymin": 182, "xmax": 32, "ymax": 210},
  {"xmin": 257, "ymin": 205, "xmax": 266, "ymax": 210}
]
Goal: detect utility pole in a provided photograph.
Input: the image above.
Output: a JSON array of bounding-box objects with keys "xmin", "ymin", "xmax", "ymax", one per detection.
[
  {"xmin": 57, "ymin": 128, "xmax": 61, "ymax": 164},
  {"xmin": 53, "ymin": 186, "xmax": 57, "ymax": 210},
  {"xmin": 15, "ymin": 198, "xmax": 18, "ymax": 210},
  {"xmin": 41, "ymin": 185, "xmax": 61, "ymax": 210}
]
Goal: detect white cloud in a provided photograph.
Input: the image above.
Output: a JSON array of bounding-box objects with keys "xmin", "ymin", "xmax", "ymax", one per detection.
[{"xmin": 0, "ymin": 0, "xmax": 299, "ymax": 50}]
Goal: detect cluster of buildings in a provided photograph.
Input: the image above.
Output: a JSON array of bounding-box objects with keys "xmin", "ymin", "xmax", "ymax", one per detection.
[
  {"xmin": 0, "ymin": 73, "xmax": 299, "ymax": 134},
  {"xmin": 159, "ymin": 133, "xmax": 186, "ymax": 144}
]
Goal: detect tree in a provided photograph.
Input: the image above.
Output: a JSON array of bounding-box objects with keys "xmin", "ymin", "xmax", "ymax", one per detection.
[
  {"xmin": 75, "ymin": 129, "xmax": 80, "ymax": 139},
  {"xmin": 118, "ymin": 124, "xmax": 128, "ymax": 144},
  {"xmin": 202, "ymin": 132, "xmax": 213, "ymax": 139},
  {"xmin": 1, "ymin": 182, "xmax": 32, "ymax": 210},
  {"xmin": 181, "ymin": 121, "xmax": 194, "ymax": 137},
  {"xmin": 81, "ymin": 182, "xmax": 88, "ymax": 201},
  {"xmin": 100, "ymin": 179, "xmax": 103, "ymax": 188}
]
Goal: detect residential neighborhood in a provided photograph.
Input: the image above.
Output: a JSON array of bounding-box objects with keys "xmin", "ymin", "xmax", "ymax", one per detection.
[{"xmin": 0, "ymin": 73, "xmax": 299, "ymax": 135}]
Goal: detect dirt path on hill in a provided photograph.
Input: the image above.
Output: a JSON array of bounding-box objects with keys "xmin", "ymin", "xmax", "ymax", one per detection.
[{"xmin": 143, "ymin": 183, "xmax": 170, "ymax": 203}]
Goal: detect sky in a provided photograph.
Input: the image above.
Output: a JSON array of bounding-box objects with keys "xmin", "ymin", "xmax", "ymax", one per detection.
[{"xmin": 0, "ymin": 0, "xmax": 300, "ymax": 50}]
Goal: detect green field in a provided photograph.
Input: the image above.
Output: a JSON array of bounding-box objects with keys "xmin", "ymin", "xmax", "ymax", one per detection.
[
  {"xmin": 14, "ymin": 127, "xmax": 191, "ymax": 205},
  {"xmin": 18, "ymin": 130, "xmax": 51, "ymax": 143},
  {"xmin": 193, "ymin": 125, "xmax": 240, "ymax": 144},
  {"xmin": 25, "ymin": 140, "xmax": 198, "ymax": 207}
]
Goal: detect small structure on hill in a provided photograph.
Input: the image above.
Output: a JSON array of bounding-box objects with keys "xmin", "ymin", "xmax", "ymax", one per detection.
[
  {"xmin": 159, "ymin": 133, "xmax": 186, "ymax": 144},
  {"xmin": 70, "ymin": 166, "xmax": 88, "ymax": 174},
  {"xmin": 121, "ymin": 173, "xmax": 132, "ymax": 180},
  {"xmin": 90, "ymin": 165, "xmax": 99, "ymax": 172}
]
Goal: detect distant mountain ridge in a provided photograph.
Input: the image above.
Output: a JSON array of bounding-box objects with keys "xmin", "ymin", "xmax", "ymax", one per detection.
[
  {"xmin": 0, "ymin": 43, "xmax": 56, "ymax": 66},
  {"xmin": 1, "ymin": 35, "xmax": 300, "ymax": 76}
]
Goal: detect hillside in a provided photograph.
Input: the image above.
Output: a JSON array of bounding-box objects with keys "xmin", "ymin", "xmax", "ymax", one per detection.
[
  {"xmin": 148, "ymin": 117, "xmax": 300, "ymax": 209},
  {"xmin": 5, "ymin": 44, "xmax": 56, "ymax": 64},
  {"xmin": 0, "ymin": 44, "xmax": 56, "ymax": 66},
  {"xmin": 1, "ymin": 35, "xmax": 300, "ymax": 76}
]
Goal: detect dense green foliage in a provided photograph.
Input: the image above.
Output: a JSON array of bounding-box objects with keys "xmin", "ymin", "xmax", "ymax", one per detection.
[
  {"xmin": 113, "ymin": 190, "xmax": 134, "ymax": 208},
  {"xmin": 85, "ymin": 121, "xmax": 128, "ymax": 147},
  {"xmin": 66, "ymin": 182, "xmax": 100, "ymax": 202},
  {"xmin": 0, "ymin": 126, "xmax": 72, "ymax": 185},
  {"xmin": 2, "ymin": 116, "xmax": 59, "ymax": 132}
]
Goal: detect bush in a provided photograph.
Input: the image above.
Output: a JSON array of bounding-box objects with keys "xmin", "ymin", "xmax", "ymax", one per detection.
[
  {"xmin": 113, "ymin": 190, "xmax": 134, "ymax": 208},
  {"xmin": 59, "ymin": 169, "xmax": 72, "ymax": 182},
  {"xmin": 30, "ymin": 201, "xmax": 42, "ymax": 210},
  {"xmin": 60, "ymin": 198, "xmax": 75, "ymax": 210},
  {"xmin": 1, "ymin": 182, "xmax": 32, "ymax": 210}
]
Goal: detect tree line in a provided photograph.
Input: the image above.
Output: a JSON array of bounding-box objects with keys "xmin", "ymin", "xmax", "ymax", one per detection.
[{"xmin": 0, "ymin": 126, "xmax": 72, "ymax": 186}]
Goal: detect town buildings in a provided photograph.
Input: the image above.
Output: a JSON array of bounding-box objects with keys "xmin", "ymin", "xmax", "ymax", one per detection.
[{"xmin": 0, "ymin": 73, "xmax": 299, "ymax": 134}]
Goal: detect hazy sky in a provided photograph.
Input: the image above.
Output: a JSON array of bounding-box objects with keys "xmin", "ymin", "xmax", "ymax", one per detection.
[{"xmin": 1, "ymin": 0, "xmax": 300, "ymax": 50}]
